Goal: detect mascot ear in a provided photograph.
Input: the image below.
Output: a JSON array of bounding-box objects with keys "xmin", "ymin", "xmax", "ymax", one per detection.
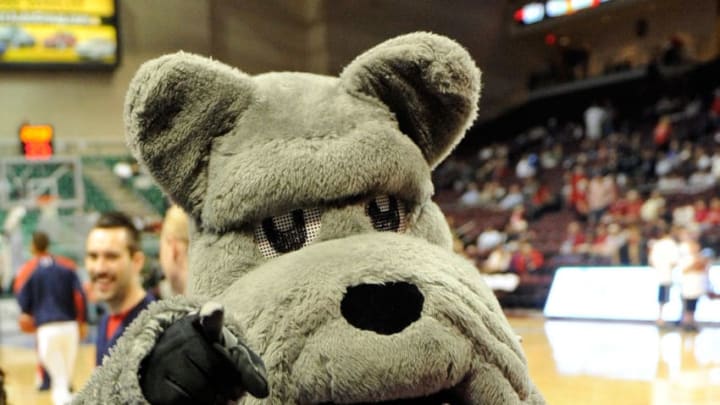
[
  {"xmin": 340, "ymin": 32, "xmax": 481, "ymax": 168},
  {"xmin": 124, "ymin": 52, "xmax": 256, "ymax": 217}
]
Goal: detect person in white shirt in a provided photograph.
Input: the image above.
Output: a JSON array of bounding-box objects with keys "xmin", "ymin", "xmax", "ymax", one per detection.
[
  {"xmin": 515, "ymin": 153, "xmax": 537, "ymax": 179},
  {"xmin": 459, "ymin": 182, "xmax": 482, "ymax": 207},
  {"xmin": 676, "ymin": 230, "xmax": 708, "ymax": 332},
  {"xmin": 482, "ymin": 244, "xmax": 512, "ymax": 274},
  {"xmin": 476, "ymin": 226, "xmax": 505, "ymax": 255},
  {"xmin": 648, "ymin": 226, "xmax": 679, "ymax": 327},
  {"xmin": 640, "ymin": 191, "xmax": 666, "ymax": 223},
  {"xmin": 584, "ymin": 102, "xmax": 607, "ymax": 141},
  {"xmin": 499, "ymin": 184, "xmax": 524, "ymax": 211}
]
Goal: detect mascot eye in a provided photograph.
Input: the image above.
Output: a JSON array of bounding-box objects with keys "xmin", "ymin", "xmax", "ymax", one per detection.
[
  {"xmin": 366, "ymin": 195, "xmax": 407, "ymax": 233},
  {"xmin": 254, "ymin": 207, "xmax": 322, "ymax": 258}
]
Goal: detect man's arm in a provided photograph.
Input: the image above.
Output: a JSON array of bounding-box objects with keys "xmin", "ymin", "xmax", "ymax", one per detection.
[
  {"xmin": 16, "ymin": 275, "xmax": 34, "ymax": 315},
  {"xmin": 12, "ymin": 258, "xmax": 37, "ymax": 294},
  {"xmin": 16, "ymin": 275, "xmax": 36, "ymax": 333}
]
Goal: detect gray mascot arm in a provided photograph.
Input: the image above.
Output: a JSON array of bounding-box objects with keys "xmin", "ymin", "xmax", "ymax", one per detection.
[{"xmin": 71, "ymin": 297, "xmax": 199, "ymax": 403}]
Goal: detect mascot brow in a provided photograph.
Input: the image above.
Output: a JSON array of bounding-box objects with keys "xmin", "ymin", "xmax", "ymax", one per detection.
[{"xmin": 73, "ymin": 32, "xmax": 546, "ymax": 405}]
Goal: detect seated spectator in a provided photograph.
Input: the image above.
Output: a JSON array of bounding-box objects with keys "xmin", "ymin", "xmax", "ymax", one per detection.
[
  {"xmin": 584, "ymin": 102, "xmax": 608, "ymax": 141},
  {"xmin": 540, "ymin": 144, "xmax": 563, "ymax": 169},
  {"xmin": 515, "ymin": 153, "xmax": 537, "ymax": 179},
  {"xmin": 638, "ymin": 149, "xmax": 658, "ymax": 184},
  {"xmin": 526, "ymin": 180, "xmax": 557, "ymax": 220},
  {"xmin": 694, "ymin": 146, "xmax": 711, "ymax": 172},
  {"xmin": 499, "ymin": 184, "xmax": 524, "ymax": 210},
  {"xmin": 479, "ymin": 246, "xmax": 520, "ymax": 292},
  {"xmin": 673, "ymin": 203, "xmax": 696, "ymax": 229},
  {"xmin": 605, "ymin": 223, "xmax": 627, "ymax": 265},
  {"xmin": 570, "ymin": 164, "xmax": 588, "ymax": 187},
  {"xmin": 711, "ymin": 147, "xmax": 720, "ymax": 180},
  {"xmin": 693, "ymin": 198, "xmax": 710, "ymax": 230},
  {"xmin": 568, "ymin": 176, "xmax": 589, "ymax": 221},
  {"xmin": 687, "ymin": 167, "xmax": 715, "ymax": 191},
  {"xmin": 489, "ymin": 155, "xmax": 512, "ymax": 181},
  {"xmin": 588, "ymin": 224, "xmax": 612, "ymax": 264},
  {"xmin": 640, "ymin": 190, "xmax": 666, "ymax": 223},
  {"xmin": 705, "ymin": 197, "xmax": 720, "ymax": 226},
  {"xmin": 482, "ymin": 244, "xmax": 513, "ymax": 274},
  {"xmin": 459, "ymin": 182, "xmax": 482, "ymax": 207},
  {"xmin": 710, "ymin": 88, "xmax": 720, "ymax": 127},
  {"xmin": 510, "ymin": 241, "xmax": 544, "ymax": 275},
  {"xmin": 477, "ymin": 181, "xmax": 505, "ymax": 207},
  {"xmin": 657, "ymin": 171, "xmax": 687, "ymax": 193},
  {"xmin": 477, "ymin": 145, "xmax": 495, "ymax": 162},
  {"xmin": 476, "ymin": 226, "xmax": 506, "ymax": 255},
  {"xmin": 676, "ymin": 141, "xmax": 695, "ymax": 176},
  {"xmin": 618, "ymin": 225, "xmax": 647, "ymax": 265},
  {"xmin": 587, "ymin": 171, "xmax": 616, "ymax": 224},
  {"xmin": 653, "ymin": 115, "xmax": 672, "ymax": 150},
  {"xmin": 655, "ymin": 151, "xmax": 675, "ymax": 177},
  {"xmin": 559, "ymin": 221, "xmax": 588, "ymax": 256},
  {"xmin": 505, "ymin": 206, "xmax": 528, "ymax": 241},
  {"xmin": 610, "ymin": 189, "xmax": 643, "ymax": 225}
]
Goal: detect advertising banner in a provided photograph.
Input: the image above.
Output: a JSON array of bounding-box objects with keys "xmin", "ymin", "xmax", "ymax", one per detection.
[
  {"xmin": 544, "ymin": 266, "xmax": 720, "ymax": 323},
  {"xmin": 0, "ymin": 0, "xmax": 118, "ymax": 68}
]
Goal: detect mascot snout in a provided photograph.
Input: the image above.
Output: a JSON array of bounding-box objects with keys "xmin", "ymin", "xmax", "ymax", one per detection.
[{"xmin": 220, "ymin": 233, "xmax": 532, "ymax": 404}]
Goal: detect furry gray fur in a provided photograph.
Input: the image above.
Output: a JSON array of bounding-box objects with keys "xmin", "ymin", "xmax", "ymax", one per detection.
[{"xmin": 73, "ymin": 32, "xmax": 544, "ymax": 404}]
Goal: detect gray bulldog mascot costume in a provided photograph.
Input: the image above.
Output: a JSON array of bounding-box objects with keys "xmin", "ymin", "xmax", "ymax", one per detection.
[{"xmin": 74, "ymin": 32, "xmax": 546, "ymax": 404}]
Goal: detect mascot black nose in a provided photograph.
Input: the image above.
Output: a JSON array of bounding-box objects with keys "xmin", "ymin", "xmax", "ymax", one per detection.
[{"xmin": 341, "ymin": 282, "xmax": 424, "ymax": 335}]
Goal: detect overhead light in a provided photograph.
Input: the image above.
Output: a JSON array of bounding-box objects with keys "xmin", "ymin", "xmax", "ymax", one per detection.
[{"xmin": 514, "ymin": 2, "xmax": 546, "ymax": 25}]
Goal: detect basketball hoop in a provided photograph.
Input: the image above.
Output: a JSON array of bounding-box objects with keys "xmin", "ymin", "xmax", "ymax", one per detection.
[{"xmin": 36, "ymin": 194, "xmax": 57, "ymax": 208}]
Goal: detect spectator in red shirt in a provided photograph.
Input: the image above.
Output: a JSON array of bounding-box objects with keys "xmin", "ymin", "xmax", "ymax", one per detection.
[
  {"xmin": 565, "ymin": 166, "xmax": 589, "ymax": 221},
  {"xmin": 653, "ymin": 115, "xmax": 672, "ymax": 151},
  {"xmin": 559, "ymin": 221, "xmax": 588, "ymax": 256},
  {"xmin": 589, "ymin": 223, "xmax": 612, "ymax": 264},
  {"xmin": 527, "ymin": 180, "xmax": 556, "ymax": 220},
  {"xmin": 710, "ymin": 88, "xmax": 720, "ymax": 121},
  {"xmin": 610, "ymin": 189, "xmax": 644, "ymax": 225},
  {"xmin": 693, "ymin": 199, "xmax": 709, "ymax": 224},
  {"xmin": 705, "ymin": 197, "xmax": 720, "ymax": 226},
  {"xmin": 510, "ymin": 241, "xmax": 545, "ymax": 275}
]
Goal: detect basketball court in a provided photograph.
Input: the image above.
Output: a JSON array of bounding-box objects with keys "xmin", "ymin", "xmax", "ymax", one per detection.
[{"xmin": 2, "ymin": 312, "xmax": 718, "ymax": 405}]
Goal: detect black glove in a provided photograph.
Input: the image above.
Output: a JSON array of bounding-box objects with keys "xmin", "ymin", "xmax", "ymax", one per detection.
[{"xmin": 140, "ymin": 302, "xmax": 269, "ymax": 405}]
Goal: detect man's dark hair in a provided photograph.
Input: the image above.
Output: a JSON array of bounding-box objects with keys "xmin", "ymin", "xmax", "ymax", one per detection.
[
  {"xmin": 94, "ymin": 211, "xmax": 141, "ymax": 253},
  {"xmin": 32, "ymin": 231, "xmax": 50, "ymax": 253}
]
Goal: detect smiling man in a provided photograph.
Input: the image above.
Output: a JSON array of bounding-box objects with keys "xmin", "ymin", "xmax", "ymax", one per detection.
[{"xmin": 85, "ymin": 211, "xmax": 155, "ymax": 366}]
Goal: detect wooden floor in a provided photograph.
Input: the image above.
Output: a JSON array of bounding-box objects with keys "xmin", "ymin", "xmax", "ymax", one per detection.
[{"xmin": 1, "ymin": 315, "xmax": 719, "ymax": 404}]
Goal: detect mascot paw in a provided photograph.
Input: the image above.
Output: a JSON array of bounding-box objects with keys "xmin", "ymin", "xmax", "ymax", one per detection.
[{"xmin": 139, "ymin": 302, "xmax": 268, "ymax": 404}]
